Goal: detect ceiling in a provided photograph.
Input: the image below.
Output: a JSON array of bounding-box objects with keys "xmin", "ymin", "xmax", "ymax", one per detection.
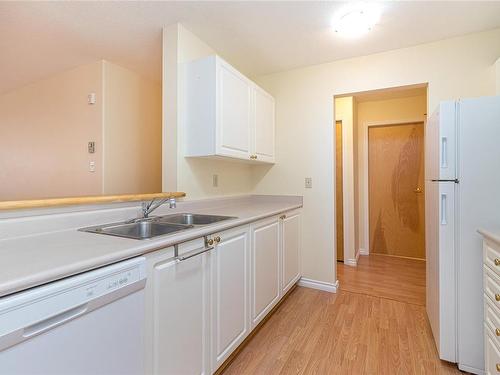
[{"xmin": 2, "ymin": 1, "xmax": 500, "ymax": 95}]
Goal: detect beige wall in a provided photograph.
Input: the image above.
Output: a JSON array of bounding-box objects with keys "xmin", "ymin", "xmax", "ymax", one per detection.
[
  {"xmin": 0, "ymin": 62, "xmax": 103, "ymax": 200},
  {"xmin": 334, "ymin": 97, "xmax": 357, "ymax": 265},
  {"xmin": 254, "ymin": 28, "xmax": 500, "ymax": 285},
  {"xmin": 357, "ymin": 94, "xmax": 427, "ymax": 255},
  {"xmin": 165, "ymin": 24, "xmax": 256, "ymax": 198},
  {"xmin": 496, "ymin": 58, "xmax": 500, "ymax": 94},
  {"xmin": 102, "ymin": 61, "xmax": 162, "ymax": 194}
]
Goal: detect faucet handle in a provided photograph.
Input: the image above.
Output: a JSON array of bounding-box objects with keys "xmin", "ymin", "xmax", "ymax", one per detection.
[{"xmin": 169, "ymin": 197, "xmax": 177, "ymax": 209}]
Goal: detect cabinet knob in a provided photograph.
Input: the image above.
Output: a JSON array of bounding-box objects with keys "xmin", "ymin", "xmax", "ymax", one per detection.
[
  {"xmin": 214, "ymin": 236, "xmax": 221, "ymax": 243},
  {"xmin": 495, "ymin": 258, "xmax": 500, "ymax": 266},
  {"xmin": 207, "ymin": 238, "xmax": 214, "ymax": 246},
  {"xmin": 249, "ymin": 155, "xmax": 258, "ymax": 160},
  {"xmin": 496, "ymin": 363, "xmax": 500, "ymax": 372},
  {"xmin": 496, "ymin": 294, "xmax": 500, "ymax": 302},
  {"xmin": 496, "ymin": 328, "xmax": 500, "ymax": 336},
  {"xmin": 280, "ymin": 215, "xmax": 286, "ymax": 220}
]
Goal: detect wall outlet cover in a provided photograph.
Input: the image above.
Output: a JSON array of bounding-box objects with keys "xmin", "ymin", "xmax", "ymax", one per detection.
[{"xmin": 305, "ymin": 177, "xmax": 312, "ymax": 188}]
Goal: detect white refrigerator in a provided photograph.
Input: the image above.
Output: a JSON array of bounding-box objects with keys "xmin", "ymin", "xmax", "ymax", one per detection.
[{"xmin": 426, "ymin": 95, "xmax": 500, "ymax": 374}]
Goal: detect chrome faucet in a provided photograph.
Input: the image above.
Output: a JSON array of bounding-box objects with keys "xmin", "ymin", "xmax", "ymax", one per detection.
[{"xmin": 141, "ymin": 197, "xmax": 177, "ymax": 219}]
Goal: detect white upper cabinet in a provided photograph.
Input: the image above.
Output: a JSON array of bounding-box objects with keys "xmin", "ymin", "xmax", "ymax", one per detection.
[
  {"xmin": 218, "ymin": 62, "xmax": 252, "ymax": 159},
  {"xmin": 185, "ymin": 55, "xmax": 275, "ymax": 164},
  {"xmin": 253, "ymin": 86, "xmax": 275, "ymax": 163}
]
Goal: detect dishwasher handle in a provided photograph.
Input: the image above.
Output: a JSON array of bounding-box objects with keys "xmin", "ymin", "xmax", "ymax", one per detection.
[{"xmin": 23, "ymin": 303, "xmax": 88, "ymax": 339}]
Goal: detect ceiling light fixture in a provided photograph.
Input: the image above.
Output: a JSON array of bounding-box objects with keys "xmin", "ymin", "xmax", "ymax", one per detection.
[{"xmin": 332, "ymin": 2, "xmax": 381, "ymax": 38}]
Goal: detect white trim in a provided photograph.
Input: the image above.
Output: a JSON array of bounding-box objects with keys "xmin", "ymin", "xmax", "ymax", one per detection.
[
  {"xmin": 362, "ymin": 118, "xmax": 426, "ymax": 255},
  {"xmin": 298, "ymin": 278, "xmax": 339, "ymax": 293},
  {"xmin": 359, "ymin": 248, "xmax": 369, "ymax": 255},
  {"xmin": 345, "ymin": 248, "xmax": 361, "ymax": 266}
]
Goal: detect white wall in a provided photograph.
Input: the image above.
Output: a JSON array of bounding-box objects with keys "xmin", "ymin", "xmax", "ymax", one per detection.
[
  {"xmin": 254, "ymin": 28, "xmax": 500, "ymax": 285},
  {"xmin": 357, "ymin": 94, "xmax": 427, "ymax": 255}
]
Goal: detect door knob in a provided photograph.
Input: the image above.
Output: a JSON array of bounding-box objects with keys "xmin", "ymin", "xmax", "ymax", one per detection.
[{"xmin": 414, "ymin": 187, "xmax": 423, "ymax": 194}]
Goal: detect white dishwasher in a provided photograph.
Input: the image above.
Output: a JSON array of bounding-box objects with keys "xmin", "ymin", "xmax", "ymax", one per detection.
[{"xmin": 0, "ymin": 257, "xmax": 146, "ymax": 375}]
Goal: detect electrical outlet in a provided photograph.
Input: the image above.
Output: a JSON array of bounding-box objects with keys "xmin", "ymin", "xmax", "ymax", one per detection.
[
  {"xmin": 89, "ymin": 161, "xmax": 96, "ymax": 172},
  {"xmin": 212, "ymin": 174, "xmax": 219, "ymax": 187},
  {"xmin": 305, "ymin": 177, "xmax": 312, "ymax": 188}
]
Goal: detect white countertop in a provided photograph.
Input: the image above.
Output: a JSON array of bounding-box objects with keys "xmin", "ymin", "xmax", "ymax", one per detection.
[
  {"xmin": 0, "ymin": 195, "xmax": 302, "ymax": 298},
  {"xmin": 478, "ymin": 228, "xmax": 500, "ymax": 245}
]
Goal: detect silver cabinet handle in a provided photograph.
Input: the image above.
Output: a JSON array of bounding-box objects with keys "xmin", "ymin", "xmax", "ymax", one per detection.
[{"xmin": 176, "ymin": 246, "xmax": 214, "ymax": 262}]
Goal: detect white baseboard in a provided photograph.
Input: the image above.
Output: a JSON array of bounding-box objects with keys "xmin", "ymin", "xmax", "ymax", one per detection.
[
  {"xmin": 344, "ymin": 258, "xmax": 357, "ymax": 266},
  {"xmin": 359, "ymin": 248, "xmax": 369, "ymax": 255},
  {"xmin": 298, "ymin": 277, "xmax": 339, "ymax": 293},
  {"xmin": 345, "ymin": 250, "xmax": 360, "ymax": 266}
]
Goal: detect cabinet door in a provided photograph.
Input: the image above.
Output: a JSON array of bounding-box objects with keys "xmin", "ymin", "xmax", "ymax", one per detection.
[
  {"xmin": 150, "ymin": 240, "xmax": 211, "ymax": 375},
  {"xmin": 217, "ymin": 60, "xmax": 251, "ymax": 159},
  {"xmin": 281, "ymin": 211, "xmax": 301, "ymax": 294},
  {"xmin": 253, "ymin": 86, "xmax": 275, "ymax": 163},
  {"xmin": 211, "ymin": 226, "xmax": 250, "ymax": 370},
  {"xmin": 251, "ymin": 216, "xmax": 280, "ymax": 327}
]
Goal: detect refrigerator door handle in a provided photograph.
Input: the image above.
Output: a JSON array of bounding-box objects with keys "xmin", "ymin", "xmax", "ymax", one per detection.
[
  {"xmin": 440, "ymin": 193, "xmax": 447, "ymax": 225},
  {"xmin": 441, "ymin": 136, "xmax": 448, "ymax": 168}
]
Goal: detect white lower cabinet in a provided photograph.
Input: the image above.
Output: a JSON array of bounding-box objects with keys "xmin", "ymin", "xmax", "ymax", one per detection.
[
  {"xmin": 211, "ymin": 225, "xmax": 250, "ymax": 371},
  {"xmin": 146, "ymin": 239, "xmax": 211, "ymax": 375},
  {"xmin": 251, "ymin": 216, "xmax": 280, "ymax": 327},
  {"xmin": 281, "ymin": 211, "xmax": 301, "ymax": 294},
  {"xmin": 145, "ymin": 210, "xmax": 301, "ymax": 375}
]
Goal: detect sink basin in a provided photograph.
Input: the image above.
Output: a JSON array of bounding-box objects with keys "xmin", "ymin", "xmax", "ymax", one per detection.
[
  {"xmin": 156, "ymin": 213, "xmax": 237, "ymax": 226},
  {"xmin": 81, "ymin": 220, "xmax": 192, "ymax": 240}
]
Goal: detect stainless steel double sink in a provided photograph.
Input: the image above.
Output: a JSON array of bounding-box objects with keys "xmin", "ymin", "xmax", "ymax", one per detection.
[{"xmin": 80, "ymin": 213, "xmax": 237, "ymax": 240}]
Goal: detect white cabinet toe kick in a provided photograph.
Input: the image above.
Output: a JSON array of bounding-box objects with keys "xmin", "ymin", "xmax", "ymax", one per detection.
[{"xmin": 144, "ymin": 209, "xmax": 301, "ymax": 375}]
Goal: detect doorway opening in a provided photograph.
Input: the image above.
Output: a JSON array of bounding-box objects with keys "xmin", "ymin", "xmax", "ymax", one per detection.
[{"xmin": 334, "ymin": 84, "xmax": 428, "ymax": 303}]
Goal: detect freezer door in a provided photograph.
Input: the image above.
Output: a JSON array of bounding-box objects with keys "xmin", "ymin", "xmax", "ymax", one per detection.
[
  {"xmin": 426, "ymin": 181, "xmax": 457, "ymax": 363},
  {"xmin": 426, "ymin": 101, "xmax": 457, "ymax": 181}
]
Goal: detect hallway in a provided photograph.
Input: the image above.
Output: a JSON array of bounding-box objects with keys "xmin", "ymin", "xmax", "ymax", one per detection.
[{"xmin": 223, "ymin": 255, "xmax": 461, "ymax": 374}]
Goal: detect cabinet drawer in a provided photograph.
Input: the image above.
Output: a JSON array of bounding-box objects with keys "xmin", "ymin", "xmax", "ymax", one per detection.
[
  {"xmin": 486, "ymin": 328, "xmax": 500, "ymax": 374},
  {"xmin": 486, "ymin": 296, "xmax": 500, "ymax": 349},
  {"xmin": 485, "ymin": 266, "xmax": 500, "ymax": 307},
  {"xmin": 485, "ymin": 241, "xmax": 500, "ymax": 277}
]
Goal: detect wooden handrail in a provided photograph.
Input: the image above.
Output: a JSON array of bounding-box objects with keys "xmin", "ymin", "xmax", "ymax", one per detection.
[{"xmin": 0, "ymin": 192, "xmax": 186, "ymax": 211}]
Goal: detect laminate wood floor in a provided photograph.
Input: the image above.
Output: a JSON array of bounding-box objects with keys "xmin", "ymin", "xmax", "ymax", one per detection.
[
  {"xmin": 338, "ymin": 254, "xmax": 426, "ymax": 306},
  {"xmin": 223, "ymin": 255, "xmax": 462, "ymax": 375}
]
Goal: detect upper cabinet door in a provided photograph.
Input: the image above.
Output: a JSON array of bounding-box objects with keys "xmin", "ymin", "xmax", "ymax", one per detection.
[
  {"xmin": 185, "ymin": 55, "xmax": 275, "ymax": 164},
  {"xmin": 217, "ymin": 61, "xmax": 252, "ymax": 159},
  {"xmin": 253, "ymin": 86, "xmax": 275, "ymax": 163}
]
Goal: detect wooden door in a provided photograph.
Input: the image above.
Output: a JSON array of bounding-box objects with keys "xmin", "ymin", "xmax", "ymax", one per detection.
[
  {"xmin": 369, "ymin": 123, "xmax": 425, "ymax": 259},
  {"xmin": 336, "ymin": 121, "xmax": 344, "ymax": 261},
  {"xmin": 251, "ymin": 216, "xmax": 280, "ymax": 327},
  {"xmin": 211, "ymin": 226, "xmax": 250, "ymax": 370},
  {"xmin": 281, "ymin": 211, "xmax": 301, "ymax": 294}
]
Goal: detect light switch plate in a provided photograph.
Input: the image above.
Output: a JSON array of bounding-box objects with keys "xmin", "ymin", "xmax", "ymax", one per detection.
[{"xmin": 305, "ymin": 177, "xmax": 312, "ymax": 188}]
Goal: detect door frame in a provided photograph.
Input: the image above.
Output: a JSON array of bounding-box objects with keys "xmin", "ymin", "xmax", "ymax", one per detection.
[{"xmin": 363, "ymin": 118, "xmax": 425, "ymax": 255}]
